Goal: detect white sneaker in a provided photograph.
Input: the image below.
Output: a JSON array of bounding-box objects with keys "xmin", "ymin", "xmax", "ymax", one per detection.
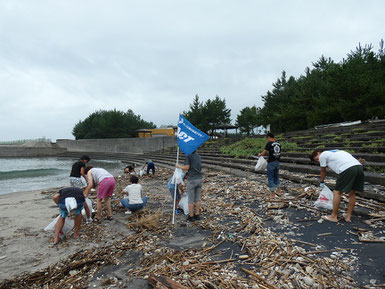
[
  {"xmin": 125, "ymin": 210, "xmax": 132, "ymax": 215},
  {"xmin": 86, "ymin": 218, "xmax": 93, "ymax": 223}
]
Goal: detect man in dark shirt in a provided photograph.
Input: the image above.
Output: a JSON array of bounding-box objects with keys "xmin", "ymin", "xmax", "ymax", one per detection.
[
  {"xmin": 70, "ymin": 155, "xmax": 90, "ymax": 188},
  {"xmin": 52, "ymin": 187, "xmax": 85, "ymax": 245},
  {"xmin": 258, "ymin": 133, "xmax": 282, "ymax": 198},
  {"xmin": 176, "ymin": 151, "xmax": 203, "ymax": 222}
]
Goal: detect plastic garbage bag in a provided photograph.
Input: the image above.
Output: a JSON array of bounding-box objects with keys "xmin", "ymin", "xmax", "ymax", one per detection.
[
  {"xmin": 178, "ymin": 195, "xmax": 189, "ymax": 215},
  {"xmin": 171, "ymin": 168, "xmax": 185, "ymax": 186},
  {"xmin": 255, "ymin": 157, "xmax": 267, "ymax": 172},
  {"xmin": 314, "ymin": 185, "xmax": 334, "ymax": 210},
  {"xmin": 81, "ymin": 198, "xmax": 94, "ymax": 217},
  {"xmin": 139, "ymin": 169, "xmax": 144, "ymax": 177},
  {"xmin": 44, "ymin": 215, "xmax": 74, "ymax": 234}
]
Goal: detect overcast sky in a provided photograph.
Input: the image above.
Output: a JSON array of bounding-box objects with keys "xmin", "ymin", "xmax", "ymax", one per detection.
[{"xmin": 0, "ymin": 0, "xmax": 384, "ymax": 141}]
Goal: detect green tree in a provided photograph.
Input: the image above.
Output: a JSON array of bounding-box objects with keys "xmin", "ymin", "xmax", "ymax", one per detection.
[
  {"xmin": 236, "ymin": 106, "xmax": 261, "ymax": 135},
  {"xmin": 202, "ymin": 96, "xmax": 231, "ymax": 135},
  {"xmin": 183, "ymin": 95, "xmax": 231, "ymax": 134},
  {"xmin": 258, "ymin": 40, "xmax": 385, "ymax": 132},
  {"xmin": 72, "ymin": 109, "xmax": 156, "ymax": 139},
  {"xmin": 184, "ymin": 94, "xmax": 204, "ymax": 128}
]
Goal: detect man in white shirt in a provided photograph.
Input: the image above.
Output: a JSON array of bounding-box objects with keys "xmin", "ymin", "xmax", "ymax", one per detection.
[{"xmin": 310, "ymin": 149, "xmax": 364, "ymax": 223}]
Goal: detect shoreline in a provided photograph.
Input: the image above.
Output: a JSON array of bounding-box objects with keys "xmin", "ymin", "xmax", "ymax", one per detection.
[{"xmin": 0, "ymin": 187, "xmax": 64, "ymax": 199}]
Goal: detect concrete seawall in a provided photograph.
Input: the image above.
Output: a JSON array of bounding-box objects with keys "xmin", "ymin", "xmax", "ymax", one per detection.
[
  {"xmin": 56, "ymin": 136, "xmax": 177, "ymax": 154},
  {"xmin": 0, "ymin": 146, "xmax": 67, "ymax": 157},
  {"xmin": 0, "ymin": 136, "xmax": 177, "ymax": 157}
]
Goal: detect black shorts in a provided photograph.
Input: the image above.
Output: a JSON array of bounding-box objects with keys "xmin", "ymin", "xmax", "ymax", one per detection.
[{"xmin": 335, "ymin": 165, "xmax": 364, "ymax": 193}]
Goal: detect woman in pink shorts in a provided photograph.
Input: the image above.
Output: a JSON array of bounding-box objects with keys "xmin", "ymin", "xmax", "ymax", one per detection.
[{"xmin": 84, "ymin": 166, "xmax": 115, "ymax": 223}]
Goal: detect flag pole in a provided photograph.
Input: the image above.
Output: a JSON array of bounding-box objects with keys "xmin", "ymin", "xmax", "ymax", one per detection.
[
  {"xmin": 172, "ymin": 115, "xmax": 181, "ymax": 225},
  {"xmin": 171, "ymin": 147, "xmax": 180, "ymax": 225}
]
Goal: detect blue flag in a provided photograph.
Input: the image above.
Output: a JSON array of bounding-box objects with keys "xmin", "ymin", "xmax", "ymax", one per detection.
[{"xmin": 177, "ymin": 115, "xmax": 209, "ymax": 155}]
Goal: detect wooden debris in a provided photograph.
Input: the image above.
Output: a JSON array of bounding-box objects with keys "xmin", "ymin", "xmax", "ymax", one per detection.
[
  {"xmin": 318, "ymin": 232, "xmax": 332, "ymax": 236},
  {"xmin": 148, "ymin": 274, "xmax": 188, "ymax": 289},
  {"xmin": 2, "ymin": 168, "xmax": 382, "ymax": 288}
]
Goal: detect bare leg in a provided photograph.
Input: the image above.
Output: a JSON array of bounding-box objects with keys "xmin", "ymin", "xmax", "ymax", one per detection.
[
  {"xmin": 73, "ymin": 214, "xmax": 82, "ymax": 238},
  {"xmin": 105, "ymin": 197, "xmax": 112, "ymax": 217},
  {"xmin": 84, "ymin": 201, "xmax": 91, "ymax": 219},
  {"xmin": 97, "ymin": 198, "xmax": 103, "ymax": 220},
  {"xmin": 188, "ymin": 204, "xmax": 194, "ymax": 217},
  {"xmin": 345, "ymin": 190, "xmax": 356, "ymax": 222},
  {"xmin": 175, "ymin": 198, "xmax": 181, "ymax": 208},
  {"xmin": 324, "ymin": 190, "xmax": 341, "ymax": 222},
  {"xmin": 195, "ymin": 201, "xmax": 201, "ymax": 215},
  {"xmin": 53, "ymin": 216, "xmax": 65, "ymax": 244}
]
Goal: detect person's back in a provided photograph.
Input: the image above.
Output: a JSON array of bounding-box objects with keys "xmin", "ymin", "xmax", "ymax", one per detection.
[
  {"xmin": 121, "ymin": 175, "xmax": 147, "ymax": 214},
  {"xmin": 320, "ymin": 150, "xmax": 361, "ymax": 174},
  {"xmin": 91, "ymin": 168, "xmax": 113, "ymax": 184},
  {"xmin": 125, "ymin": 183, "xmax": 143, "ymax": 204},
  {"xmin": 265, "ymin": 140, "xmax": 281, "ymax": 163},
  {"xmin": 58, "ymin": 187, "xmax": 85, "ymax": 205},
  {"xmin": 70, "ymin": 161, "xmax": 85, "ymax": 177},
  {"xmin": 186, "ymin": 152, "xmax": 202, "ymax": 179}
]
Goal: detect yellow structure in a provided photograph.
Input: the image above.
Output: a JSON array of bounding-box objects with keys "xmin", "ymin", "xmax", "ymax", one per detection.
[
  {"xmin": 150, "ymin": 128, "xmax": 175, "ymax": 136},
  {"xmin": 136, "ymin": 128, "xmax": 175, "ymax": 138}
]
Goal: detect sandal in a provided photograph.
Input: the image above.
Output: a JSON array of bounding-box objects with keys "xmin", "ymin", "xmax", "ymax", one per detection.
[
  {"xmin": 94, "ymin": 217, "xmax": 102, "ymax": 224},
  {"xmin": 52, "ymin": 239, "xmax": 60, "ymax": 246},
  {"xmin": 105, "ymin": 216, "xmax": 113, "ymax": 221}
]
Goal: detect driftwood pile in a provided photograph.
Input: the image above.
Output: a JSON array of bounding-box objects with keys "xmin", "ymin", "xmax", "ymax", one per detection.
[{"xmin": 1, "ymin": 168, "xmax": 384, "ymax": 288}]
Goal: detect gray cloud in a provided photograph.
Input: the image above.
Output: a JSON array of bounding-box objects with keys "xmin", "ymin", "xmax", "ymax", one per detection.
[{"xmin": 0, "ymin": 0, "xmax": 384, "ymax": 140}]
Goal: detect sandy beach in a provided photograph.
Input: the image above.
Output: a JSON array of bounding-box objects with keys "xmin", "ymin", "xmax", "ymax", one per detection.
[
  {"xmin": 0, "ymin": 167, "xmax": 384, "ymax": 288},
  {"xmin": 0, "ymin": 188, "xmax": 93, "ymax": 279}
]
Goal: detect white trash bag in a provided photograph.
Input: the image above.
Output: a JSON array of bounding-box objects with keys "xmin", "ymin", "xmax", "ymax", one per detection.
[
  {"xmin": 178, "ymin": 195, "xmax": 189, "ymax": 215},
  {"xmin": 81, "ymin": 198, "xmax": 94, "ymax": 218},
  {"xmin": 255, "ymin": 157, "xmax": 267, "ymax": 172},
  {"xmin": 139, "ymin": 169, "xmax": 144, "ymax": 177},
  {"xmin": 44, "ymin": 215, "xmax": 74, "ymax": 235},
  {"xmin": 314, "ymin": 185, "xmax": 334, "ymax": 210},
  {"xmin": 171, "ymin": 168, "xmax": 185, "ymax": 186}
]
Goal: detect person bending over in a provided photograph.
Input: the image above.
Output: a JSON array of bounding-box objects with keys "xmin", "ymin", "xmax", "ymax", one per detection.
[
  {"xmin": 310, "ymin": 149, "xmax": 364, "ymax": 223},
  {"xmin": 83, "ymin": 166, "xmax": 115, "ymax": 223},
  {"xmin": 124, "ymin": 164, "xmax": 137, "ymax": 175},
  {"xmin": 141, "ymin": 160, "xmax": 155, "ymax": 176},
  {"xmin": 121, "ymin": 175, "xmax": 148, "ymax": 215},
  {"xmin": 168, "ymin": 172, "xmax": 187, "ymax": 214},
  {"xmin": 52, "ymin": 187, "xmax": 85, "ymax": 245}
]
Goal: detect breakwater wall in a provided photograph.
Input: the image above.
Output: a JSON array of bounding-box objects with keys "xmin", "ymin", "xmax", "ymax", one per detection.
[
  {"xmin": 56, "ymin": 136, "xmax": 177, "ymax": 154},
  {"xmin": 0, "ymin": 136, "xmax": 177, "ymax": 157},
  {"xmin": 0, "ymin": 146, "xmax": 67, "ymax": 157}
]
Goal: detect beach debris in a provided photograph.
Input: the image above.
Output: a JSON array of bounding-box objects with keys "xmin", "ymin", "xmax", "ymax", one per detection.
[
  {"xmin": 148, "ymin": 274, "xmax": 188, "ymax": 289},
  {"xmin": 1, "ymin": 167, "xmax": 384, "ymax": 288},
  {"xmin": 127, "ymin": 210, "xmax": 163, "ymax": 231},
  {"xmin": 355, "ymin": 227, "xmax": 385, "ymax": 243}
]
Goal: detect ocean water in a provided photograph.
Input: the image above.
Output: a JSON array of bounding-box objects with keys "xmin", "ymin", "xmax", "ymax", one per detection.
[{"xmin": 0, "ymin": 157, "xmax": 124, "ymax": 195}]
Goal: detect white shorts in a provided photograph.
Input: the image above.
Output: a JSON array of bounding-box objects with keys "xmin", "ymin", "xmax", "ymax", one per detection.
[{"xmin": 70, "ymin": 177, "xmax": 87, "ymax": 189}]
